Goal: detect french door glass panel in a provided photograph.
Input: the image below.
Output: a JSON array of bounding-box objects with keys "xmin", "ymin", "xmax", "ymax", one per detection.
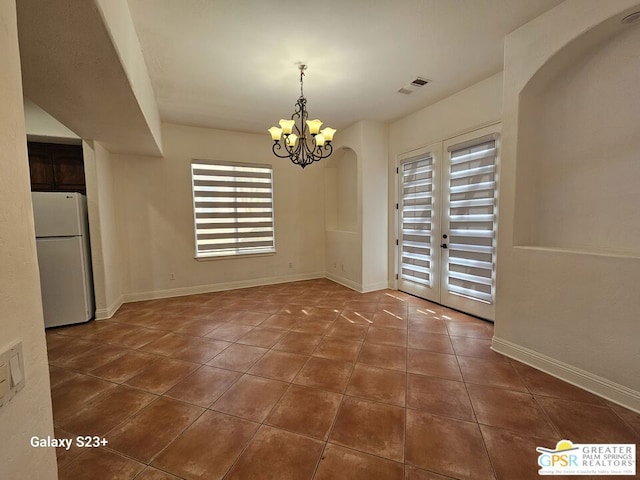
[
  {"xmin": 441, "ymin": 126, "xmax": 499, "ymax": 320},
  {"xmin": 397, "ymin": 144, "xmax": 441, "ymax": 303}
]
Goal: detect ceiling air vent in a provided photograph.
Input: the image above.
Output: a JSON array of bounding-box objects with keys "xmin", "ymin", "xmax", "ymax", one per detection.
[
  {"xmin": 397, "ymin": 77, "xmax": 431, "ymax": 95},
  {"xmin": 410, "ymin": 77, "xmax": 430, "ymax": 87}
]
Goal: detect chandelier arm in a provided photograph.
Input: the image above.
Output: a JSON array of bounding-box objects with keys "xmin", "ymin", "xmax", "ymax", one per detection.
[
  {"xmin": 271, "ymin": 141, "xmax": 295, "ymax": 159},
  {"xmin": 292, "ymin": 116, "xmax": 302, "ymax": 137},
  {"xmin": 292, "ymin": 100, "xmax": 303, "ymax": 122},
  {"xmin": 318, "ymin": 142, "xmax": 334, "ymax": 159},
  {"xmin": 295, "ymin": 134, "xmax": 305, "ymax": 162}
]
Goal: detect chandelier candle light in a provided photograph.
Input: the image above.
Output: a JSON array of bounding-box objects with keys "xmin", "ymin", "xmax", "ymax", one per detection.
[{"xmin": 268, "ymin": 64, "xmax": 336, "ymax": 168}]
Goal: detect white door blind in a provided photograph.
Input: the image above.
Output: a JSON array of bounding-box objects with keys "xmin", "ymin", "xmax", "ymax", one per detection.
[
  {"xmin": 446, "ymin": 138, "xmax": 497, "ymax": 303},
  {"xmin": 191, "ymin": 161, "xmax": 275, "ymax": 258},
  {"xmin": 400, "ymin": 155, "xmax": 434, "ymax": 287}
]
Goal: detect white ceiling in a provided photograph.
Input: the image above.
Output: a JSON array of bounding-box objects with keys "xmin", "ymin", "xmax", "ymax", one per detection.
[
  {"xmin": 18, "ymin": 0, "xmax": 163, "ymax": 155},
  {"xmin": 127, "ymin": 0, "xmax": 563, "ymax": 135}
]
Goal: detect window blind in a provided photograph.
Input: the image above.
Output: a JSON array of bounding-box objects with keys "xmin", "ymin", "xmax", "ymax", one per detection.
[
  {"xmin": 400, "ymin": 155, "xmax": 434, "ymax": 287},
  {"xmin": 191, "ymin": 160, "xmax": 275, "ymax": 258},
  {"xmin": 446, "ymin": 137, "xmax": 497, "ymax": 304}
]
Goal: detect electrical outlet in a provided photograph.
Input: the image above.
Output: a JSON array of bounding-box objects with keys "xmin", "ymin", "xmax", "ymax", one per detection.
[
  {"xmin": 341, "ymin": 263, "xmax": 345, "ymax": 272},
  {"xmin": 333, "ymin": 262, "xmax": 337, "ymax": 268},
  {"xmin": 169, "ymin": 273, "xmax": 176, "ymax": 280},
  {"xmin": 288, "ymin": 262, "xmax": 293, "ymax": 269}
]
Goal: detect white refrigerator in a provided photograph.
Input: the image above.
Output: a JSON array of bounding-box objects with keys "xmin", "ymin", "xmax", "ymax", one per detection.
[{"xmin": 32, "ymin": 192, "xmax": 95, "ymax": 328}]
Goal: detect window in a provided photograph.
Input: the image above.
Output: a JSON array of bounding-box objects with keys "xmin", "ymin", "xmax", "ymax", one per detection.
[{"xmin": 191, "ymin": 160, "xmax": 275, "ymax": 258}]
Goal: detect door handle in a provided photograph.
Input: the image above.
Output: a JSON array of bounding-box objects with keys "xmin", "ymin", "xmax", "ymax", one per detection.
[{"xmin": 441, "ymin": 243, "xmax": 448, "ymax": 249}]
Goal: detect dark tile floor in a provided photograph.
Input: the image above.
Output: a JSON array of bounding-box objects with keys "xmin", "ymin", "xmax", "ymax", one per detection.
[{"xmin": 45, "ymin": 279, "xmax": 640, "ymax": 480}]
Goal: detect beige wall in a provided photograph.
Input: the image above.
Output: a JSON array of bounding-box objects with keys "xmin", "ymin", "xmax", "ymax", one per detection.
[
  {"xmin": 84, "ymin": 141, "xmax": 125, "ymax": 317},
  {"xmin": 82, "ymin": 141, "xmax": 106, "ymax": 313},
  {"xmin": 361, "ymin": 121, "xmax": 389, "ymax": 291},
  {"xmin": 495, "ymin": 0, "xmax": 640, "ymax": 411},
  {"xmin": 0, "ymin": 0, "xmax": 57, "ymax": 477},
  {"xmin": 326, "ymin": 120, "xmax": 388, "ymax": 292},
  {"xmin": 112, "ymin": 123, "xmax": 325, "ymax": 300},
  {"xmin": 325, "ymin": 229, "xmax": 362, "ymax": 289},
  {"xmin": 388, "ymin": 72, "xmax": 504, "ymax": 286},
  {"xmin": 94, "ymin": 0, "xmax": 162, "ymax": 153},
  {"xmin": 325, "ymin": 148, "xmax": 358, "ymax": 233},
  {"xmin": 325, "ymin": 123, "xmax": 365, "ymax": 290},
  {"xmin": 94, "ymin": 142, "xmax": 126, "ymax": 313},
  {"xmin": 324, "ymin": 148, "xmax": 362, "ymax": 288},
  {"xmin": 389, "ymin": 72, "xmax": 503, "ymax": 156},
  {"xmin": 516, "ymin": 20, "xmax": 640, "ymax": 255},
  {"xmin": 23, "ymin": 98, "xmax": 79, "ymax": 142}
]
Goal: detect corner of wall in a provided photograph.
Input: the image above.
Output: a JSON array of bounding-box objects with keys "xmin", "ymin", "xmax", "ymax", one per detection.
[
  {"xmin": 95, "ymin": 295, "xmax": 124, "ymax": 320},
  {"xmin": 93, "ymin": 0, "xmax": 163, "ymax": 155},
  {"xmin": 0, "ymin": 1, "xmax": 57, "ymax": 477}
]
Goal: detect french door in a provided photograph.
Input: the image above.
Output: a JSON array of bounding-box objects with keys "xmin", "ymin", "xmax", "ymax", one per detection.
[
  {"xmin": 397, "ymin": 125, "xmax": 500, "ymax": 320},
  {"xmin": 397, "ymin": 142, "xmax": 442, "ymax": 304}
]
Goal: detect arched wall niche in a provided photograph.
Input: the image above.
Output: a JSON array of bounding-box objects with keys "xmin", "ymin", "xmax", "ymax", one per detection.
[
  {"xmin": 514, "ymin": 12, "xmax": 640, "ymax": 256},
  {"xmin": 324, "ymin": 146, "xmax": 358, "ymax": 232},
  {"xmin": 323, "ymin": 145, "xmax": 362, "ymax": 288}
]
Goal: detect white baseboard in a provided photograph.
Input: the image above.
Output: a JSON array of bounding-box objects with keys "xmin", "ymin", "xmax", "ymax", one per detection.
[
  {"xmin": 324, "ymin": 272, "xmax": 363, "ymax": 292},
  {"xmin": 113, "ymin": 272, "xmax": 387, "ymax": 318},
  {"xmin": 492, "ymin": 336, "xmax": 640, "ymax": 413},
  {"xmin": 95, "ymin": 295, "xmax": 123, "ymax": 320},
  {"xmin": 361, "ymin": 280, "xmax": 391, "ymax": 293},
  {"xmin": 323, "ymin": 273, "xmax": 388, "ymax": 293},
  {"xmin": 121, "ymin": 272, "xmax": 326, "ymax": 303}
]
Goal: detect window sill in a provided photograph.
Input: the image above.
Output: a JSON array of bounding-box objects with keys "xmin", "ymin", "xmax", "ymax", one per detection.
[{"xmin": 194, "ymin": 250, "xmax": 277, "ymax": 262}]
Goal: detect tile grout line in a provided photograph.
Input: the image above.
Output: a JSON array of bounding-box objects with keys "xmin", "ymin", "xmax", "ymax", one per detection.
[
  {"xmin": 313, "ymin": 301, "xmax": 367, "ymax": 478},
  {"xmin": 49, "ymin": 281, "xmax": 640, "ymax": 479},
  {"xmin": 452, "ymin": 320, "xmax": 499, "ymax": 480},
  {"xmin": 403, "ymin": 298, "xmax": 409, "ymax": 478}
]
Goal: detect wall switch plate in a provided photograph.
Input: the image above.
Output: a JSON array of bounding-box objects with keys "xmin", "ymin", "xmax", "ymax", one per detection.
[
  {"xmin": 0, "ymin": 342, "xmax": 25, "ymax": 408},
  {"xmin": 0, "ymin": 362, "xmax": 9, "ymax": 398}
]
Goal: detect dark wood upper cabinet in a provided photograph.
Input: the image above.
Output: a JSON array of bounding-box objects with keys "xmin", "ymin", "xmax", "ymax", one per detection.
[
  {"xmin": 27, "ymin": 147, "xmax": 55, "ymax": 190},
  {"xmin": 27, "ymin": 142, "xmax": 86, "ymax": 194}
]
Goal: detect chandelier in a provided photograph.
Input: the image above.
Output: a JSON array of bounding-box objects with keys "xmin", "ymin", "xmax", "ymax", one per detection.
[{"xmin": 267, "ymin": 65, "xmax": 336, "ymax": 168}]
